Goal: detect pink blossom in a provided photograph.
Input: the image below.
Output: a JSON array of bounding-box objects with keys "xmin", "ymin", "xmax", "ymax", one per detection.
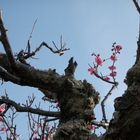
[
  {"xmin": 110, "ymin": 54, "xmax": 117, "ymax": 61},
  {"xmin": 0, "ymin": 103, "xmax": 6, "ymax": 113},
  {"xmin": 115, "ymin": 45, "xmax": 122, "ymax": 53},
  {"xmin": 0, "ymin": 127, "xmax": 7, "ymax": 132},
  {"xmin": 103, "ymin": 76, "xmax": 110, "ymax": 81},
  {"xmin": 108, "ymin": 66, "xmax": 116, "ymax": 71},
  {"xmin": 87, "ymin": 124, "xmax": 96, "ymax": 130},
  {"xmin": 91, "ymin": 125, "xmax": 96, "ymax": 130},
  {"xmin": 110, "ymin": 71, "xmax": 117, "ymax": 77},
  {"xmin": 88, "ymin": 67, "xmax": 97, "ymax": 74},
  {"xmin": 95, "ymin": 54, "xmax": 103, "ymax": 66}
]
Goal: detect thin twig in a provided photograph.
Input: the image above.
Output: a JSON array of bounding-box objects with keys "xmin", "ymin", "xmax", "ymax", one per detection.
[
  {"xmin": 28, "ymin": 112, "xmax": 34, "ymax": 140},
  {"xmin": 29, "ymin": 19, "xmax": 38, "ymax": 40},
  {"xmin": 0, "ymin": 66, "xmax": 21, "ymax": 84},
  {"xmin": 2, "ymin": 116, "xmax": 16, "ymax": 140},
  {"xmin": 41, "ymin": 117, "xmax": 47, "ymax": 140},
  {"xmin": 101, "ymin": 85, "xmax": 116, "ymax": 123},
  {"xmin": 136, "ymin": 31, "xmax": 140, "ymax": 64},
  {"xmin": 25, "ymin": 19, "xmax": 38, "ymax": 53},
  {"xmin": 16, "ymin": 39, "xmax": 70, "ymax": 64}
]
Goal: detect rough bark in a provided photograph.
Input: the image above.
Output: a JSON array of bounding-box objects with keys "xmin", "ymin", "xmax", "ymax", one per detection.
[
  {"xmin": 0, "ymin": 11, "xmax": 100, "ymax": 140},
  {"xmin": 101, "ymin": 1, "xmax": 140, "ymax": 140},
  {"xmin": 0, "ymin": 53, "xmax": 100, "ymax": 140},
  {"xmin": 1, "ymin": 1, "xmax": 140, "ymax": 139},
  {"xmin": 102, "ymin": 45, "xmax": 140, "ymax": 140},
  {"xmin": 53, "ymin": 70, "xmax": 99, "ymax": 140}
]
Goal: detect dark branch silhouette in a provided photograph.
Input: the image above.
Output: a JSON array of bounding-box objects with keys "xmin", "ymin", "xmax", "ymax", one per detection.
[
  {"xmin": 0, "ymin": 10, "xmax": 16, "ymax": 69},
  {"xmin": 101, "ymin": 85, "xmax": 116, "ymax": 123},
  {"xmin": 0, "ymin": 10, "xmax": 100, "ymax": 140},
  {"xmin": 0, "ymin": 98, "xmax": 60, "ymax": 117},
  {"xmin": 133, "ymin": 0, "xmax": 140, "ymax": 14}
]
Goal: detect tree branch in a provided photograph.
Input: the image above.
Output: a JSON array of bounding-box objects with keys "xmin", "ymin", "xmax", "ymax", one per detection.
[
  {"xmin": 16, "ymin": 40, "xmax": 70, "ymax": 64},
  {"xmin": 0, "ymin": 11, "xmax": 71, "ymax": 100},
  {"xmin": 101, "ymin": 85, "xmax": 116, "ymax": 123},
  {"xmin": 0, "ymin": 10, "xmax": 16, "ymax": 69},
  {"xmin": 133, "ymin": 0, "xmax": 140, "ymax": 64},
  {"xmin": 0, "ymin": 98, "xmax": 60, "ymax": 117},
  {"xmin": 94, "ymin": 72, "xmax": 118, "ymax": 85},
  {"xmin": 0, "ymin": 53, "xmax": 62, "ymax": 99},
  {"xmin": 0, "ymin": 65, "xmax": 21, "ymax": 84},
  {"xmin": 133, "ymin": 0, "xmax": 140, "ymax": 14}
]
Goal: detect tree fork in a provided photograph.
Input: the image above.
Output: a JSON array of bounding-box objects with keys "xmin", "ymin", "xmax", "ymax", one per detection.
[{"xmin": 0, "ymin": 11, "xmax": 100, "ymax": 140}]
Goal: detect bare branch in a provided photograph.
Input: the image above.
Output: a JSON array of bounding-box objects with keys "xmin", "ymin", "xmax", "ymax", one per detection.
[
  {"xmin": 101, "ymin": 85, "xmax": 116, "ymax": 123},
  {"xmin": 0, "ymin": 13, "xmax": 69, "ymax": 99},
  {"xmin": 133, "ymin": 0, "xmax": 140, "ymax": 14},
  {"xmin": 92, "ymin": 120, "xmax": 109, "ymax": 129},
  {"xmin": 0, "ymin": 12, "xmax": 71, "ymax": 104},
  {"xmin": 0, "ymin": 53, "xmax": 62, "ymax": 98},
  {"xmin": 28, "ymin": 19, "xmax": 38, "ymax": 42},
  {"xmin": 94, "ymin": 72, "xmax": 118, "ymax": 85},
  {"xmin": 45, "ymin": 117, "xmax": 59, "ymax": 122},
  {"xmin": 16, "ymin": 36, "xmax": 69, "ymax": 64},
  {"xmin": 24, "ymin": 18, "xmax": 38, "ymax": 55},
  {"xmin": 132, "ymin": 0, "xmax": 140, "ymax": 64},
  {"xmin": 0, "ymin": 98, "xmax": 60, "ymax": 117},
  {"xmin": 2, "ymin": 116, "xmax": 17, "ymax": 139},
  {"xmin": 0, "ymin": 10, "xmax": 16, "ymax": 68},
  {"xmin": 52, "ymin": 41, "xmax": 59, "ymax": 51},
  {"xmin": 0, "ymin": 65, "xmax": 21, "ymax": 84}
]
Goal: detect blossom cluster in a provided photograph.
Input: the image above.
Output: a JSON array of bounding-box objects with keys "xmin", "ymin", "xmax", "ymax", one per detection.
[
  {"xmin": 88, "ymin": 43, "xmax": 122, "ymax": 82},
  {"xmin": 0, "ymin": 102, "xmax": 56, "ymax": 140},
  {"xmin": 0, "ymin": 104, "xmax": 20, "ymax": 139},
  {"xmin": 0, "ymin": 103, "xmax": 7, "ymax": 132}
]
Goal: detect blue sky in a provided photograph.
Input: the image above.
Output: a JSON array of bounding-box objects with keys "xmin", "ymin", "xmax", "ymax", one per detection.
[{"xmin": 0, "ymin": 0, "xmax": 139, "ymax": 139}]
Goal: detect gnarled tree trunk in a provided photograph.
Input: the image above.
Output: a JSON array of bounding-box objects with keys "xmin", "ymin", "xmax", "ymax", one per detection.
[
  {"xmin": 53, "ymin": 58, "xmax": 99, "ymax": 140},
  {"xmin": 102, "ymin": 1, "xmax": 140, "ymax": 140},
  {"xmin": 1, "ymin": 1, "xmax": 140, "ymax": 139},
  {"xmin": 0, "ymin": 11, "xmax": 100, "ymax": 139},
  {"xmin": 103, "ymin": 46, "xmax": 140, "ymax": 140}
]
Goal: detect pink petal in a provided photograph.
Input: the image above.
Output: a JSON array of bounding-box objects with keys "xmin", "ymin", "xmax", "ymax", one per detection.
[
  {"xmin": 104, "ymin": 76, "xmax": 110, "ymax": 81},
  {"xmin": 95, "ymin": 55, "xmax": 103, "ymax": 66},
  {"xmin": 0, "ymin": 103, "xmax": 6, "ymax": 113},
  {"xmin": 88, "ymin": 67, "xmax": 97, "ymax": 74},
  {"xmin": 108, "ymin": 66, "xmax": 116, "ymax": 71},
  {"xmin": 116, "ymin": 45, "xmax": 122, "ymax": 50},
  {"xmin": 110, "ymin": 71, "xmax": 117, "ymax": 77},
  {"xmin": 0, "ymin": 127, "xmax": 7, "ymax": 132},
  {"xmin": 110, "ymin": 54, "xmax": 117, "ymax": 61}
]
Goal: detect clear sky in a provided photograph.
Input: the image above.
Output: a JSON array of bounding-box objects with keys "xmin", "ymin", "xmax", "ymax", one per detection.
[{"xmin": 0, "ymin": 0, "xmax": 139, "ymax": 139}]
